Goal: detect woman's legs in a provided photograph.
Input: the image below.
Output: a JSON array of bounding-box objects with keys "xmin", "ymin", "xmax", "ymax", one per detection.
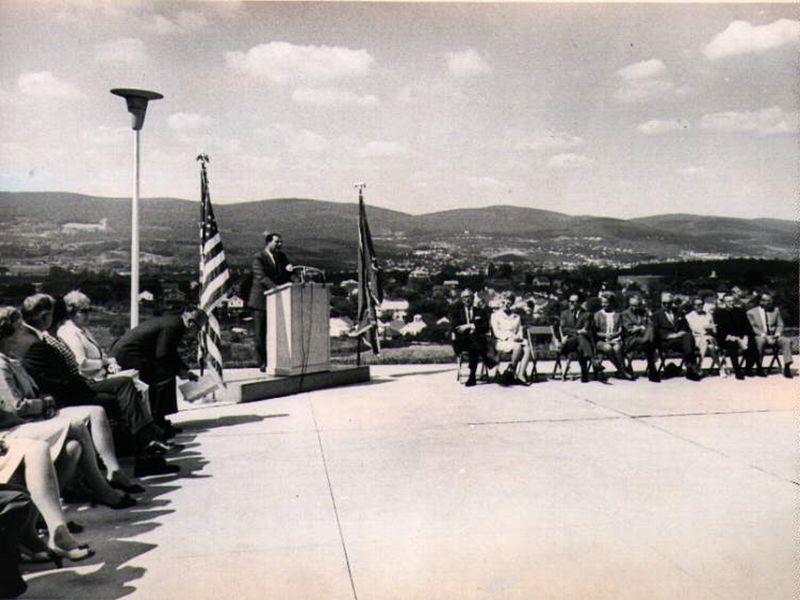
[
  {"xmin": 59, "ymin": 405, "xmax": 140, "ymax": 488},
  {"xmin": 14, "ymin": 439, "xmax": 84, "ymax": 551},
  {"xmin": 53, "ymin": 440, "xmax": 81, "ymax": 489},
  {"xmin": 65, "ymin": 422, "xmax": 125, "ymax": 506},
  {"xmin": 518, "ymin": 343, "xmax": 532, "ymax": 381}
]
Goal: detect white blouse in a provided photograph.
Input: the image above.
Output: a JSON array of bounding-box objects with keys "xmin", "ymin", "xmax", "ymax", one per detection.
[{"xmin": 57, "ymin": 319, "xmax": 107, "ymax": 381}]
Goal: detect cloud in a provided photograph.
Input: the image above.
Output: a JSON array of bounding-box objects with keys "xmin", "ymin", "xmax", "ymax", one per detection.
[
  {"xmin": 95, "ymin": 38, "xmax": 146, "ymax": 65},
  {"xmin": 226, "ymin": 42, "xmax": 374, "ymax": 83},
  {"xmin": 292, "ymin": 87, "xmax": 378, "ymax": 107},
  {"xmin": 546, "ymin": 153, "xmax": 595, "ymax": 170},
  {"xmin": 703, "ymin": 19, "xmax": 800, "ymax": 61},
  {"xmin": 289, "ymin": 129, "xmax": 330, "ymax": 154},
  {"xmin": 167, "ymin": 112, "xmax": 214, "ymax": 131},
  {"xmin": 614, "ymin": 58, "xmax": 674, "ymax": 103},
  {"xmin": 146, "ymin": 15, "xmax": 181, "ymax": 35},
  {"xmin": 636, "ymin": 119, "xmax": 690, "ymax": 135},
  {"xmin": 17, "ymin": 71, "xmax": 83, "ymax": 99},
  {"xmin": 358, "ymin": 141, "xmax": 410, "ymax": 158},
  {"xmin": 445, "ymin": 49, "xmax": 491, "ymax": 78},
  {"xmin": 699, "ymin": 106, "xmax": 798, "ymax": 135},
  {"xmin": 617, "ymin": 59, "xmax": 667, "ymax": 81},
  {"xmin": 512, "ymin": 130, "xmax": 585, "ymax": 151},
  {"xmin": 177, "ymin": 10, "xmax": 208, "ymax": 30}
]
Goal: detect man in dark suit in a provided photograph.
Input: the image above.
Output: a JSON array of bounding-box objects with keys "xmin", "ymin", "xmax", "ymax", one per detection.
[
  {"xmin": 621, "ymin": 295, "xmax": 659, "ymax": 381},
  {"xmin": 449, "ymin": 289, "xmax": 493, "ymax": 387},
  {"xmin": 715, "ymin": 293, "xmax": 756, "ymax": 380},
  {"xmin": 651, "ymin": 292, "xmax": 701, "ymax": 381},
  {"xmin": 559, "ymin": 294, "xmax": 598, "ymax": 382},
  {"xmin": 112, "ymin": 309, "xmax": 206, "ymax": 431},
  {"xmin": 246, "ymin": 232, "xmax": 294, "ymax": 371}
]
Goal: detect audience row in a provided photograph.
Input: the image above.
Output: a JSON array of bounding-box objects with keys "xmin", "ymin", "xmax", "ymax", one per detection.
[
  {"xmin": 0, "ymin": 292, "xmax": 206, "ymax": 597},
  {"xmin": 451, "ymin": 288, "xmax": 794, "ymax": 386}
]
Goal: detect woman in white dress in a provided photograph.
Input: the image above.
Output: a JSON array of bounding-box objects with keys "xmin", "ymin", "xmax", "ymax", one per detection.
[
  {"xmin": 0, "ymin": 409, "xmax": 94, "ymax": 563},
  {"xmin": 490, "ymin": 293, "xmax": 532, "ymax": 384}
]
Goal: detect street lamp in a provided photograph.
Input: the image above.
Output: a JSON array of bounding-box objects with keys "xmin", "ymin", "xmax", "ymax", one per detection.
[{"xmin": 110, "ymin": 88, "xmax": 163, "ymax": 328}]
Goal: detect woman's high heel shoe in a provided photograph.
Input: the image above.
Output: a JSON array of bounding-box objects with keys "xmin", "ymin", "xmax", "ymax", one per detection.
[{"xmin": 47, "ymin": 542, "xmax": 95, "ymax": 563}]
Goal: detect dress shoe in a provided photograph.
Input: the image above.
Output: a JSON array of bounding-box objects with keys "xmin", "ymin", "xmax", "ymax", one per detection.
[
  {"xmin": 686, "ymin": 370, "xmax": 702, "ymax": 381},
  {"xmin": 648, "ymin": 372, "xmax": 661, "ymax": 383},
  {"xmin": 784, "ymin": 365, "xmax": 794, "ymax": 379},
  {"xmin": 96, "ymin": 493, "xmax": 137, "ymax": 510},
  {"xmin": 259, "ymin": 364, "xmax": 266, "ymax": 373},
  {"xmin": 134, "ymin": 455, "xmax": 181, "ymax": 478},
  {"xmin": 755, "ymin": 368, "xmax": 767, "ymax": 377},
  {"xmin": 465, "ymin": 377, "xmax": 477, "ymax": 387},
  {"xmin": 735, "ymin": 372, "xmax": 745, "ymax": 380}
]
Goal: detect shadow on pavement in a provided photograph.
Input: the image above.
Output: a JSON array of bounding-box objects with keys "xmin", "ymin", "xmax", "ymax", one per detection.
[
  {"xmin": 21, "ymin": 428, "xmax": 209, "ymax": 599},
  {"xmin": 178, "ymin": 414, "xmax": 278, "ymax": 431}
]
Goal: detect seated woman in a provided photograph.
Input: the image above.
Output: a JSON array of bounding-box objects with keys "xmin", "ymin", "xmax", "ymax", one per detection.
[
  {"xmin": 57, "ymin": 292, "xmax": 149, "ymax": 410},
  {"xmin": 0, "ymin": 409, "xmax": 94, "ymax": 563},
  {"xmin": 490, "ymin": 293, "xmax": 532, "ymax": 384},
  {"xmin": 0, "ymin": 320, "xmax": 137, "ymax": 510},
  {"xmin": 9, "ymin": 301, "xmax": 180, "ymax": 478},
  {"xmin": 0, "ymin": 313, "xmax": 144, "ymax": 494}
]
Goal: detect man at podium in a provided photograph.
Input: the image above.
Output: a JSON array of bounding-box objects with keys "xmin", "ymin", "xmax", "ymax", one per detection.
[{"xmin": 246, "ymin": 232, "xmax": 294, "ymax": 371}]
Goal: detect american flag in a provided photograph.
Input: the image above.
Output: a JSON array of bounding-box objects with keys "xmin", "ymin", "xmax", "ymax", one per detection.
[
  {"xmin": 354, "ymin": 184, "xmax": 383, "ymax": 354},
  {"xmin": 197, "ymin": 154, "xmax": 230, "ymax": 381}
]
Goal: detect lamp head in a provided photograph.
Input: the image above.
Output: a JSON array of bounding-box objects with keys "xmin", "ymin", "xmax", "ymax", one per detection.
[{"xmin": 111, "ymin": 88, "xmax": 163, "ymax": 131}]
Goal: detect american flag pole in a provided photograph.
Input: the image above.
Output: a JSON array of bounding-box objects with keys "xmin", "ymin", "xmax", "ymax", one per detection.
[{"xmin": 197, "ymin": 153, "xmax": 230, "ymax": 385}]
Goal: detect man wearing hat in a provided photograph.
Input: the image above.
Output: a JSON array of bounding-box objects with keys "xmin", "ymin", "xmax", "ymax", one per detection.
[{"xmin": 246, "ymin": 232, "xmax": 294, "ymax": 371}]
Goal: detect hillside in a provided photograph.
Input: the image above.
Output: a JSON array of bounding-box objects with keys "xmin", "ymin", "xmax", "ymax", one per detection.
[{"xmin": 0, "ymin": 192, "xmax": 795, "ymax": 273}]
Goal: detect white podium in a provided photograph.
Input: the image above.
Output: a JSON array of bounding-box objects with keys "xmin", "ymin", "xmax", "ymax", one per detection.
[{"xmin": 264, "ymin": 282, "xmax": 331, "ymax": 377}]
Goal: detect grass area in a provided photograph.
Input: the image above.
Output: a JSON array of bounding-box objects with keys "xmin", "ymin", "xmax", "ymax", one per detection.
[{"xmin": 331, "ymin": 342, "xmax": 456, "ymax": 365}]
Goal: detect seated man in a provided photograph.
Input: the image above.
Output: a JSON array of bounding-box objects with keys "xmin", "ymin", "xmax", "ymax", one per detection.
[
  {"xmin": 449, "ymin": 289, "xmax": 494, "ymax": 387},
  {"xmin": 559, "ymin": 294, "xmax": 599, "ymax": 383},
  {"xmin": 594, "ymin": 294, "xmax": 634, "ymax": 380},
  {"xmin": 684, "ymin": 297, "xmax": 719, "ymax": 370},
  {"xmin": 746, "ymin": 293, "xmax": 793, "ymax": 378},
  {"xmin": 621, "ymin": 295, "xmax": 659, "ymax": 382},
  {"xmin": 714, "ymin": 293, "xmax": 755, "ymax": 380},
  {"xmin": 490, "ymin": 292, "xmax": 531, "ymax": 384},
  {"xmin": 651, "ymin": 292, "xmax": 701, "ymax": 381}
]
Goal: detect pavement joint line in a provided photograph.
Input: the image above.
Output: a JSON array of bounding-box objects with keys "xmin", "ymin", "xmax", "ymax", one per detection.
[
  {"xmin": 632, "ymin": 408, "xmax": 776, "ymax": 419},
  {"xmin": 561, "ymin": 389, "xmax": 800, "ymax": 487},
  {"xmin": 309, "ymin": 398, "xmax": 359, "ymax": 600},
  {"xmin": 466, "ymin": 415, "xmax": 624, "ymax": 426}
]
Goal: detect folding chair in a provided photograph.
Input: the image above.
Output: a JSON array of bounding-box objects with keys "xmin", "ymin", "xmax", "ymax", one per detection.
[
  {"xmin": 526, "ymin": 325, "xmax": 558, "ymax": 382},
  {"xmin": 656, "ymin": 348, "xmax": 685, "ymax": 377}
]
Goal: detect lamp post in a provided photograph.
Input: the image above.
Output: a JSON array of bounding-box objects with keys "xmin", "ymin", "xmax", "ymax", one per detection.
[{"xmin": 110, "ymin": 88, "xmax": 163, "ymax": 328}]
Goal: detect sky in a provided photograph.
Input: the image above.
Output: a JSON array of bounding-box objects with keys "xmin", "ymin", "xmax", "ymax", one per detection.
[{"xmin": 0, "ymin": 1, "xmax": 798, "ymax": 219}]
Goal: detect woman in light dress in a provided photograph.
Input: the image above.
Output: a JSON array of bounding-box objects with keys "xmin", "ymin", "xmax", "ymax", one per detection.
[{"xmin": 490, "ymin": 293, "xmax": 532, "ymax": 384}]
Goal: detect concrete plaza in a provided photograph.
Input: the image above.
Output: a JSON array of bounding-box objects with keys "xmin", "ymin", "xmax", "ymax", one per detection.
[{"xmin": 21, "ymin": 363, "xmax": 798, "ymax": 600}]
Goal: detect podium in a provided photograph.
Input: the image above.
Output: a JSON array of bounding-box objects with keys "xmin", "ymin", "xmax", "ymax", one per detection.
[{"xmin": 264, "ymin": 282, "xmax": 331, "ymax": 377}]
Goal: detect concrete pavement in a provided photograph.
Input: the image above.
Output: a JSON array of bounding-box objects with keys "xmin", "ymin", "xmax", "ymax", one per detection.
[{"xmin": 20, "ymin": 363, "xmax": 798, "ymax": 599}]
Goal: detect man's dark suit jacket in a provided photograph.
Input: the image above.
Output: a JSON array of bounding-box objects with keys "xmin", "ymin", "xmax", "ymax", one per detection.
[
  {"xmin": 650, "ymin": 309, "xmax": 690, "ymax": 344},
  {"xmin": 111, "ymin": 315, "xmax": 188, "ymax": 383},
  {"xmin": 246, "ymin": 250, "xmax": 292, "ymax": 310},
  {"xmin": 448, "ymin": 302, "xmax": 491, "ymax": 339},
  {"xmin": 559, "ymin": 308, "xmax": 593, "ymax": 340},
  {"xmin": 22, "ymin": 340, "xmax": 95, "ymax": 405},
  {"xmin": 714, "ymin": 307, "xmax": 753, "ymax": 342}
]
